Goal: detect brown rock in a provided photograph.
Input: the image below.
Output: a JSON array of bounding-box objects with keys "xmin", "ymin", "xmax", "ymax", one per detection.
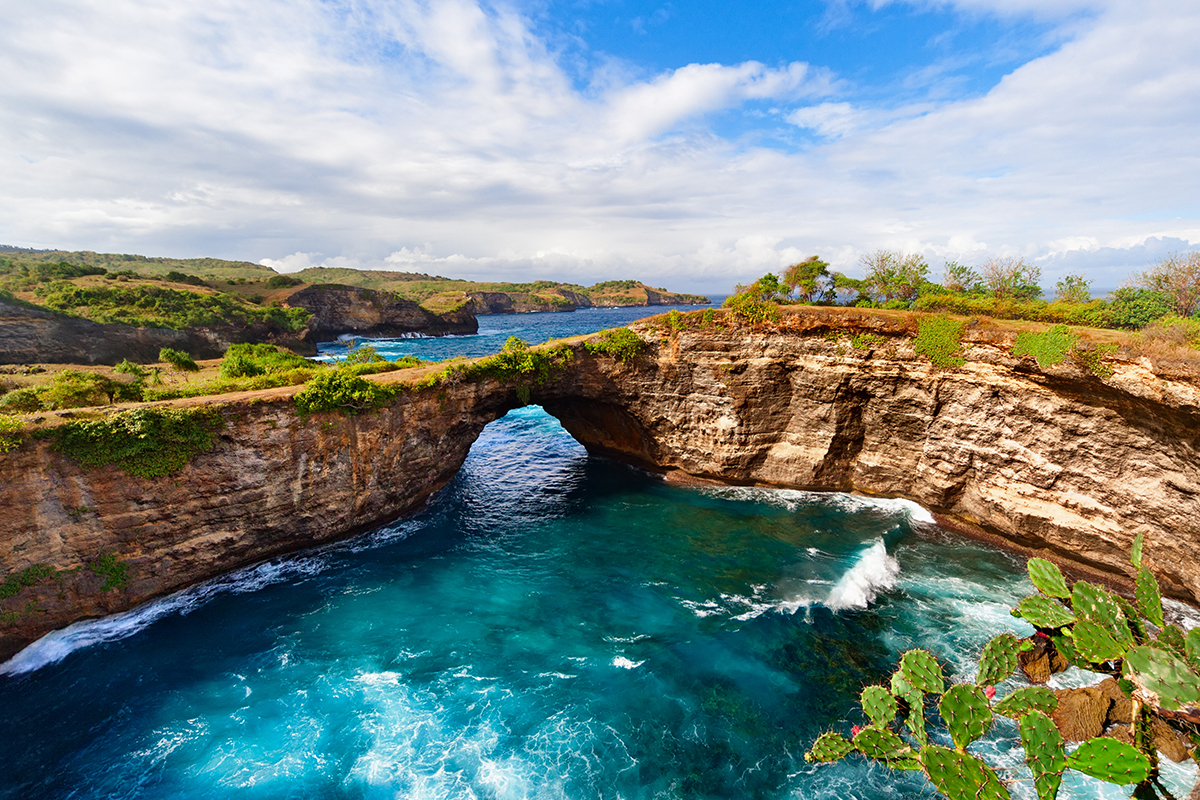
[
  {"xmin": 1097, "ymin": 677, "xmax": 1133, "ymax": 724},
  {"xmin": 1152, "ymin": 717, "xmax": 1193, "ymax": 763},
  {"xmin": 1103, "ymin": 722, "xmax": 1134, "ymax": 745},
  {"xmin": 1052, "ymin": 687, "xmax": 1111, "ymax": 741},
  {"xmin": 1019, "ymin": 638, "xmax": 1070, "ymax": 684}
]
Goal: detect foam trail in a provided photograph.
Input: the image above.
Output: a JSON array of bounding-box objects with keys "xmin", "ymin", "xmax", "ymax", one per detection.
[
  {"xmin": 0, "ymin": 556, "xmax": 327, "ymax": 676},
  {"xmin": 825, "ymin": 538, "xmax": 901, "ymax": 610}
]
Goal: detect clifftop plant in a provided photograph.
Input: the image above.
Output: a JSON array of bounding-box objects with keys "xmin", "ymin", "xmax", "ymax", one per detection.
[
  {"xmin": 1135, "ymin": 251, "xmax": 1200, "ymax": 319},
  {"xmin": 805, "ymin": 535, "xmax": 1200, "ymax": 800},
  {"xmin": 913, "ymin": 316, "xmax": 966, "ymax": 368},
  {"xmin": 48, "ymin": 406, "xmax": 223, "ymax": 478}
]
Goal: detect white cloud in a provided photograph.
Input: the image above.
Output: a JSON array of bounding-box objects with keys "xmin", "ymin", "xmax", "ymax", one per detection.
[{"xmin": 0, "ymin": 0, "xmax": 1197, "ymax": 294}]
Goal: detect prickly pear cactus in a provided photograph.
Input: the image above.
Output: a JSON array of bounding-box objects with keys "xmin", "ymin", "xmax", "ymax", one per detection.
[
  {"xmin": 1156, "ymin": 623, "xmax": 1188, "ymax": 659},
  {"xmin": 993, "ymin": 686, "xmax": 1058, "ymax": 719},
  {"xmin": 861, "ymin": 685, "xmax": 897, "ymax": 728},
  {"xmin": 804, "ymin": 731, "xmax": 853, "ymax": 763},
  {"xmin": 1124, "ymin": 645, "xmax": 1200, "ymax": 712},
  {"xmin": 1049, "ymin": 632, "xmax": 1089, "ymax": 669},
  {"xmin": 976, "ymin": 632, "xmax": 1023, "ymax": 687},
  {"xmin": 1070, "ymin": 618, "xmax": 1127, "ymax": 663},
  {"xmin": 899, "ymin": 649, "xmax": 945, "ymax": 695},
  {"xmin": 1134, "ymin": 564, "xmax": 1165, "ymax": 629},
  {"xmin": 1188, "ymin": 628, "xmax": 1200, "ymax": 672},
  {"xmin": 1027, "ymin": 557, "xmax": 1070, "ymax": 599},
  {"xmin": 1064, "ymin": 737, "xmax": 1152, "ymax": 785},
  {"xmin": 1019, "ymin": 710, "xmax": 1065, "ymax": 800},
  {"xmin": 939, "ymin": 684, "xmax": 993, "ymax": 751},
  {"xmin": 905, "ymin": 691, "xmax": 927, "ymax": 745},
  {"xmin": 921, "ymin": 745, "xmax": 1011, "ymax": 800},
  {"xmin": 853, "ymin": 726, "xmax": 913, "ymax": 765},
  {"xmin": 1071, "ymin": 581, "xmax": 1133, "ymax": 648},
  {"xmin": 1015, "ymin": 594, "xmax": 1076, "ymax": 629}
]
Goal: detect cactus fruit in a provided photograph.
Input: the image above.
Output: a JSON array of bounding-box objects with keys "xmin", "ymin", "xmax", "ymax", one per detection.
[
  {"xmin": 940, "ymin": 684, "xmax": 993, "ymax": 751},
  {"xmin": 1027, "ymin": 557, "xmax": 1071, "ymax": 599},
  {"xmin": 994, "ymin": 686, "xmax": 1058, "ymax": 719},
  {"xmin": 1070, "ymin": 581, "xmax": 1133, "ymax": 648},
  {"xmin": 1015, "ymin": 594, "xmax": 1076, "ymax": 629},
  {"xmin": 976, "ymin": 632, "xmax": 1023, "ymax": 687},
  {"xmin": 1134, "ymin": 565, "xmax": 1165, "ymax": 629},
  {"xmin": 899, "ymin": 649, "xmax": 945, "ymax": 695},
  {"xmin": 861, "ymin": 685, "xmax": 898, "ymax": 728},
  {"xmin": 805, "ymin": 731, "xmax": 854, "ymax": 762},
  {"xmin": 1070, "ymin": 619, "xmax": 1127, "ymax": 664},
  {"xmin": 853, "ymin": 726, "xmax": 910, "ymax": 762},
  {"xmin": 1064, "ymin": 737, "xmax": 1152, "ymax": 785},
  {"xmin": 1019, "ymin": 710, "xmax": 1065, "ymax": 800},
  {"xmin": 921, "ymin": 745, "xmax": 1011, "ymax": 800},
  {"xmin": 1124, "ymin": 645, "xmax": 1200, "ymax": 712}
]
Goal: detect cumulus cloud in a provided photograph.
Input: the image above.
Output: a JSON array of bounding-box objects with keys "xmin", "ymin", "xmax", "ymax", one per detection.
[{"xmin": 0, "ymin": 0, "xmax": 1196, "ymax": 293}]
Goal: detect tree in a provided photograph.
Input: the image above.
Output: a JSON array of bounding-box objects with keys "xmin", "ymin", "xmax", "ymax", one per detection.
[
  {"xmin": 805, "ymin": 534, "xmax": 1200, "ymax": 800},
  {"xmin": 1135, "ymin": 251, "xmax": 1200, "ymax": 318},
  {"xmin": 782, "ymin": 256, "xmax": 832, "ymax": 304},
  {"xmin": 832, "ymin": 273, "xmax": 869, "ymax": 306},
  {"xmin": 1054, "ymin": 274, "xmax": 1092, "ymax": 304},
  {"xmin": 1104, "ymin": 287, "xmax": 1173, "ymax": 329},
  {"xmin": 943, "ymin": 262, "xmax": 983, "ymax": 295},
  {"xmin": 980, "ymin": 257, "xmax": 1042, "ymax": 300},
  {"xmin": 860, "ymin": 251, "xmax": 930, "ymax": 304},
  {"xmin": 159, "ymin": 347, "xmax": 199, "ymax": 377}
]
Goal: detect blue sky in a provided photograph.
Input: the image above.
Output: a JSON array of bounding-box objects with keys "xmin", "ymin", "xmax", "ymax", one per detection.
[{"xmin": 1, "ymin": 0, "xmax": 1196, "ymax": 293}]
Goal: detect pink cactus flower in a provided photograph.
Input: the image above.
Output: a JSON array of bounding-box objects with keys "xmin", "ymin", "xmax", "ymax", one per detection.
[
  {"xmin": 984, "ymin": 686, "xmax": 996, "ymax": 700},
  {"xmin": 1035, "ymin": 631, "xmax": 1049, "ymax": 639},
  {"xmin": 852, "ymin": 725, "xmax": 862, "ymax": 735}
]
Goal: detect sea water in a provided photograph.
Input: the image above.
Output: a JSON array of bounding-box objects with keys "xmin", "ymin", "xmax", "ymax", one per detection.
[{"xmin": 2, "ymin": 307, "xmax": 1197, "ymax": 799}]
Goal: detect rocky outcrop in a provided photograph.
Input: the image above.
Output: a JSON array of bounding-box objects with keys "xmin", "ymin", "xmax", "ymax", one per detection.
[
  {"xmin": 286, "ymin": 284, "xmax": 477, "ymax": 341},
  {"xmin": 465, "ymin": 290, "xmax": 592, "ymax": 314},
  {"xmin": 0, "ymin": 298, "xmax": 313, "ymax": 365},
  {"xmin": 2, "ymin": 311, "xmax": 1199, "ymax": 660}
]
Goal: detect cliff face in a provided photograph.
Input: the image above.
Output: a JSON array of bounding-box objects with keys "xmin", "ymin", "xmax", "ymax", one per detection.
[
  {"xmin": 466, "ymin": 290, "xmax": 592, "ymax": 314},
  {"xmin": 0, "ymin": 298, "xmax": 313, "ymax": 364},
  {"xmin": 287, "ymin": 284, "xmax": 477, "ymax": 341},
  {"xmin": 2, "ymin": 316, "xmax": 1198, "ymax": 661}
]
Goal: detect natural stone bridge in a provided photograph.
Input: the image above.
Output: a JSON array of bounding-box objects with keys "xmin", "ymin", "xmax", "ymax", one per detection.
[{"xmin": 3, "ymin": 310, "xmax": 1199, "ymax": 660}]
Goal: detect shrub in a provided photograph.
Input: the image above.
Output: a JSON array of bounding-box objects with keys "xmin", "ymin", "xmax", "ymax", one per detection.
[
  {"xmin": 38, "ymin": 370, "xmax": 117, "ymax": 409},
  {"xmin": 724, "ymin": 291, "xmax": 779, "ymax": 323},
  {"xmin": 912, "ymin": 316, "xmax": 966, "ymax": 368},
  {"xmin": 1103, "ymin": 287, "xmax": 1172, "ymax": 329},
  {"xmin": 88, "ymin": 552, "xmax": 129, "ymax": 591},
  {"xmin": 1134, "ymin": 250, "xmax": 1200, "ymax": 318},
  {"xmin": 344, "ymin": 343, "xmax": 386, "ymax": 365},
  {"xmin": 584, "ymin": 328, "xmax": 646, "ymax": 364},
  {"xmin": 219, "ymin": 343, "xmax": 311, "ymax": 379},
  {"xmin": 0, "ymin": 564, "xmax": 57, "ymax": 599},
  {"xmin": 850, "ymin": 332, "xmax": 885, "ymax": 351},
  {"xmin": 0, "ymin": 414, "xmax": 23, "ymax": 452},
  {"xmin": 49, "ymin": 407, "xmax": 222, "ymax": 478},
  {"xmin": 0, "ymin": 387, "xmax": 43, "ymax": 413},
  {"xmin": 1070, "ymin": 342, "xmax": 1117, "ymax": 379},
  {"xmin": 159, "ymin": 347, "xmax": 199, "ymax": 373},
  {"xmin": 113, "ymin": 359, "xmax": 147, "ymax": 379},
  {"xmin": 1054, "ymin": 273, "xmax": 1092, "ymax": 304},
  {"xmin": 265, "ymin": 274, "xmax": 303, "ymax": 289},
  {"xmin": 293, "ymin": 369, "xmax": 396, "ymax": 415},
  {"xmin": 1139, "ymin": 315, "xmax": 1200, "ymax": 348},
  {"xmin": 1012, "ymin": 324, "xmax": 1076, "ymax": 368}
]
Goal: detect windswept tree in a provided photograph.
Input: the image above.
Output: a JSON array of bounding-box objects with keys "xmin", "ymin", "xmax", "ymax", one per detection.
[
  {"xmin": 1054, "ymin": 273, "xmax": 1092, "ymax": 304},
  {"xmin": 1135, "ymin": 250, "xmax": 1200, "ymax": 318},
  {"xmin": 942, "ymin": 261, "xmax": 983, "ymax": 294},
  {"xmin": 980, "ymin": 256, "xmax": 1042, "ymax": 300},
  {"xmin": 782, "ymin": 256, "xmax": 832, "ymax": 304},
  {"xmin": 860, "ymin": 250, "xmax": 929, "ymax": 304}
]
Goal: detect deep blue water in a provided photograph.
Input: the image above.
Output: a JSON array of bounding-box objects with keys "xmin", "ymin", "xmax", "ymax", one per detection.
[{"xmin": 3, "ymin": 307, "xmax": 1197, "ymax": 799}]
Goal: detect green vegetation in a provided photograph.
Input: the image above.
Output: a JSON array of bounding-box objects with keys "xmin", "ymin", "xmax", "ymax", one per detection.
[
  {"xmin": 48, "ymin": 407, "xmax": 223, "ymax": 478},
  {"xmin": 851, "ymin": 332, "xmax": 886, "ymax": 351},
  {"xmin": 159, "ymin": 347, "xmax": 199, "ymax": 375},
  {"xmin": 0, "ymin": 564, "xmax": 57, "ymax": 599},
  {"xmin": 1134, "ymin": 251, "xmax": 1200, "ymax": 318},
  {"xmin": 88, "ymin": 552, "xmax": 130, "ymax": 591},
  {"xmin": 293, "ymin": 369, "xmax": 398, "ymax": 415},
  {"xmin": 584, "ymin": 328, "xmax": 646, "ymax": 364},
  {"xmin": 219, "ymin": 343, "xmax": 309, "ymax": 378},
  {"xmin": 0, "ymin": 414, "xmax": 22, "ymax": 452},
  {"xmin": 724, "ymin": 275, "xmax": 784, "ymax": 323},
  {"xmin": 913, "ymin": 317, "xmax": 966, "ymax": 368},
  {"xmin": 0, "ymin": 259, "xmax": 106, "ymax": 291},
  {"xmin": 1013, "ymin": 324, "xmax": 1077, "ymax": 368},
  {"xmin": 265, "ymin": 274, "xmax": 303, "ymax": 289},
  {"xmin": 805, "ymin": 536, "xmax": 1200, "ymax": 800}
]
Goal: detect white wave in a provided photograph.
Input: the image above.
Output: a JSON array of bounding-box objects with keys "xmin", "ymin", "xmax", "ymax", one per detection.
[
  {"xmin": 699, "ymin": 486, "xmax": 934, "ymax": 525},
  {"xmin": 824, "ymin": 539, "xmax": 901, "ymax": 611},
  {"xmin": 611, "ymin": 657, "xmax": 644, "ymax": 669},
  {"xmin": 0, "ymin": 555, "xmax": 328, "ymax": 676}
]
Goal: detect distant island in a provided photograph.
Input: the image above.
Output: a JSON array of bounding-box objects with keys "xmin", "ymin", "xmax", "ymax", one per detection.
[{"xmin": 0, "ymin": 246, "xmax": 709, "ymax": 364}]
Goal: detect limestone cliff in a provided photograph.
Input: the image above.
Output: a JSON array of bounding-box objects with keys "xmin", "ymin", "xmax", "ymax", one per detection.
[
  {"xmin": 2, "ymin": 311, "xmax": 1198, "ymax": 661},
  {"xmin": 286, "ymin": 284, "xmax": 477, "ymax": 341}
]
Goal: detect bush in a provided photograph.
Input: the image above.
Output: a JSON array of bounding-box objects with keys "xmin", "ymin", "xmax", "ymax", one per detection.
[
  {"xmin": 0, "ymin": 564, "xmax": 57, "ymax": 599},
  {"xmin": 265, "ymin": 275, "xmax": 303, "ymax": 289},
  {"xmin": 88, "ymin": 552, "xmax": 129, "ymax": 591},
  {"xmin": 219, "ymin": 343, "xmax": 311, "ymax": 379},
  {"xmin": 584, "ymin": 328, "xmax": 646, "ymax": 364},
  {"xmin": 293, "ymin": 369, "xmax": 396, "ymax": 415},
  {"xmin": 1139, "ymin": 315, "xmax": 1200, "ymax": 348},
  {"xmin": 0, "ymin": 414, "xmax": 23, "ymax": 452},
  {"xmin": 913, "ymin": 316, "xmax": 965, "ymax": 368},
  {"xmin": 1103, "ymin": 287, "xmax": 1172, "ymax": 329},
  {"xmin": 724, "ymin": 291, "xmax": 779, "ymax": 323},
  {"xmin": 113, "ymin": 359, "xmax": 147, "ymax": 379},
  {"xmin": 159, "ymin": 347, "xmax": 199, "ymax": 373},
  {"xmin": 49, "ymin": 407, "xmax": 222, "ymax": 478},
  {"xmin": 1070, "ymin": 342, "xmax": 1117, "ymax": 379},
  {"xmin": 1012, "ymin": 324, "xmax": 1076, "ymax": 368},
  {"xmin": 0, "ymin": 387, "xmax": 43, "ymax": 413},
  {"xmin": 39, "ymin": 370, "xmax": 116, "ymax": 409}
]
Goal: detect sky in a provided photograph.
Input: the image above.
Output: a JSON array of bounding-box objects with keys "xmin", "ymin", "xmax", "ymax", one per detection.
[{"xmin": 1, "ymin": 0, "xmax": 1198, "ymax": 294}]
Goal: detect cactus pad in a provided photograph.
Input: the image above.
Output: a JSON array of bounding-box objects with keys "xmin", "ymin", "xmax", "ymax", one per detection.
[
  {"xmin": 1064, "ymin": 737, "xmax": 1152, "ymax": 785},
  {"xmin": 1124, "ymin": 645, "xmax": 1200, "ymax": 712},
  {"xmin": 939, "ymin": 684, "xmax": 993, "ymax": 751},
  {"xmin": 994, "ymin": 686, "xmax": 1058, "ymax": 719},
  {"xmin": 1015, "ymin": 595, "xmax": 1075, "ymax": 629},
  {"xmin": 1019, "ymin": 710, "xmax": 1065, "ymax": 800},
  {"xmin": 1156, "ymin": 623, "xmax": 1188, "ymax": 659},
  {"xmin": 976, "ymin": 632, "xmax": 1022, "ymax": 687},
  {"xmin": 1114, "ymin": 595, "xmax": 1147, "ymax": 643},
  {"xmin": 899, "ymin": 649, "xmax": 945, "ymax": 695},
  {"xmin": 905, "ymin": 692, "xmax": 927, "ymax": 745},
  {"xmin": 921, "ymin": 745, "xmax": 1011, "ymax": 800},
  {"xmin": 891, "ymin": 671, "xmax": 922, "ymax": 705},
  {"xmin": 1050, "ymin": 633, "xmax": 1088, "ymax": 669},
  {"xmin": 1130, "ymin": 531, "xmax": 1144, "ymax": 569},
  {"xmin": 1027, "ymin": 557, "xmax": 1070, "ymax": 599},
  {"xmin": 1188, "ymin": 628, "xmax": 1200, "ymax": 672},
  {"xmin": 804, "ymin": 731, "xmax": 854, "ymax": 763},
  {"xmin": 852, "ymin": 726, "xmax": 909, "ymax": 762},
  {"xmin": 861, "ymin": 685, "xmax": 898, "ymax": 728},
  {"xmin": 1134, "ymin": 565, "xmax": 1165, "ymax": 629},
  {"xmin": 1070, "ymin": 619, "xmax": 1127, "ymax": 664},
  {"xmin": 1070, "ymin": 582, "xmax": 1131, "ymax": 648}
]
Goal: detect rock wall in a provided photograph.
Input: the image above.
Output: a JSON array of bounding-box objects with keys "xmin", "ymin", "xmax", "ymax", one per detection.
[
  {"xmin": 2, "ymin": 315, "xmax": 1199, "ymax": 660},
  {"xmin": 286, "ymin": 284, "xmax": 477, "ymax": 341}
]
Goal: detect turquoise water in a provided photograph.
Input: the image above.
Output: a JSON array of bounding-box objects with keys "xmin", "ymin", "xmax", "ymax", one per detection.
[{"xmin": 4, "ymin": 308, "xmax": 1196, "ymax": 799}]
